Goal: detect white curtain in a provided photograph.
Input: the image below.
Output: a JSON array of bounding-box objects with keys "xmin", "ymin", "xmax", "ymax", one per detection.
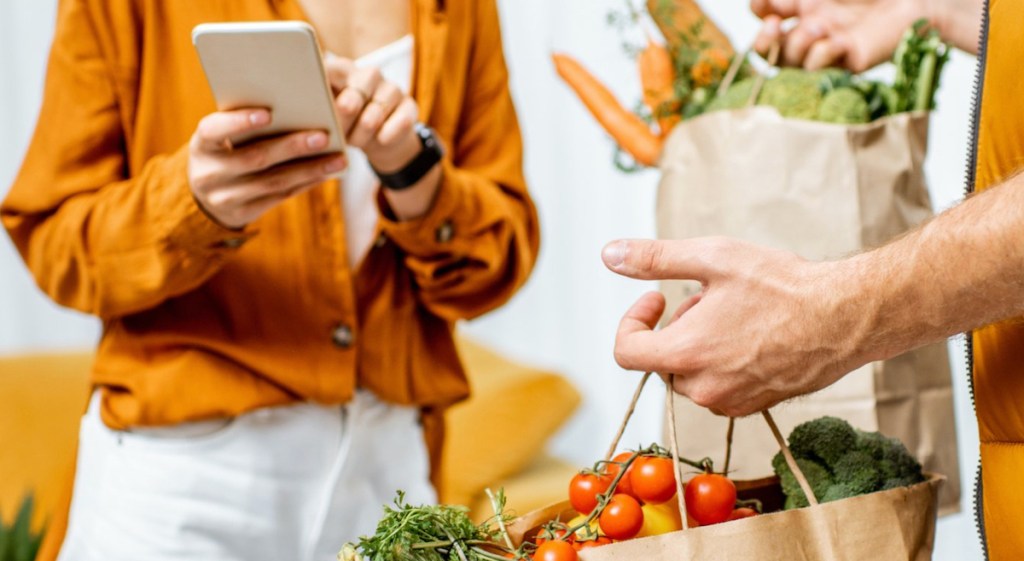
[{"xmin": 0, "ymin": 1, "xmax": 983, "ymax": 558}]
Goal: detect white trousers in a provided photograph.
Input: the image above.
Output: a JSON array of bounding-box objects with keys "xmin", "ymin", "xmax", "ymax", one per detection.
[{"xmin": 57, "ymin": 391, "xmax": 436, "ymax": 561}]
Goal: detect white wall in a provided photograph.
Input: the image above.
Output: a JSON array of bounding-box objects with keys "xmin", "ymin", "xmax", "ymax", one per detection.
[{"xmin": 0, "ymin": 1, "xmax": 982, "ymax": 558}]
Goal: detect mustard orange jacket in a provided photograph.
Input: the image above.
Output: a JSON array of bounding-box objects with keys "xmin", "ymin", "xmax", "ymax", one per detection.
[
  {"xmin": 969, "ymin": 1, "xmax": 1024, "ymax": 558},
  {"xmin": 1, "ymin": 0, "xmax": 537, "ymax": 436}
]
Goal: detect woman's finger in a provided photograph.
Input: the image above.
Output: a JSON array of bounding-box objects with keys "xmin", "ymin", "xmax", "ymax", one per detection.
[
  {"xmin": 348, "ymin": 81, "xmax": 405, "ymax": 148},
  {"xmin": 336, "ymin": 66, "xmax": 383, "ymax": 133},
  {"xmin": 374, "ymin": 97, "xmax": 419, "ymax": 147},
  {"xmin": 192, "ymin": 109, "xmax": 271, "ymax": 153},
  {"xmin": 323, "ymin": 54, "xmax": 357, "ymax": 92},
  {"xmin": 220, "ymin": 129, "xmax": 335, "ymax": 176},
  {"xmin": 209, "ymin": 152, "xmax": 346, "ymax": 209}
]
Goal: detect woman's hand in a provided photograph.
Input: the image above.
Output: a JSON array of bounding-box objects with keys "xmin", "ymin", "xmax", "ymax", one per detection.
[
  {"xmin": 188, "ymin": 108, "xmax": 347, "ymax": 230},
  {"xmin": 324, "ymin": 55, "xmax": 442, "ymax": 220},
  {"xmin": 324, "ymin": 55, "xmax": 422, "ymax": 173}
]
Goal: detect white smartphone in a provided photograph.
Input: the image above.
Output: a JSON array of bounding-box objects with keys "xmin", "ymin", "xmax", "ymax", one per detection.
[{"xmin": 192, "ymin": 21, "xmax": 344, "ymax": 153}]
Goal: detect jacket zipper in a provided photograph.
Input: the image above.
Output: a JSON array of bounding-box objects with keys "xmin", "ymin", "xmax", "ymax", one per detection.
[{"xmin": 962, "ymin": 0, "xmax": 990, "ymax": 558}]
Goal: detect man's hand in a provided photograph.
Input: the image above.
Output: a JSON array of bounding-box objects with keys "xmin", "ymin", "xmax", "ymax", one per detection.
[
  {"xmin": 602, "ymin": 237, "xmax": 870, "ymax": 417},
  {"xmin": 751, "ymin": 0, "xmax": 981, "ymax": 72}
]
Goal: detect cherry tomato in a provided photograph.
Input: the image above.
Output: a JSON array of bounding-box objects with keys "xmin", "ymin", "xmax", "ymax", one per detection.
[
  {"xmin": 598, "ymin": 494, "xmax": 644, "ymax": 540},
  {"xmin": 569, "ymin": 472, "xmax": 612, "ymax": 515},
  {"xmin": 726, "ymin": 507, "xmax": 759, "ymax": 521},
  {"xmin": 683, "ymin": 473, "xmax": 737, "ymax": 526},
  {"xmin": 603, "ymin": 452, "xmax": 641, "ymax": 501},
  {"xmin": 535, "ymin": 539, "xmax": 578, "ymax": 561},
  {"xmin": 629, "ymin": 456, "xmax": 677, "ymax": 504}
]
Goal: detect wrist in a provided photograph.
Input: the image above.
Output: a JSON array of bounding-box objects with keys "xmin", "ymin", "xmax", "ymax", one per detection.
[
  {"xmin": 368, "ymin": 133, "xmax": 422, "ymax": 174},
  {"xmin": 925, "ymin": 0, "xmax": 983, "ymax": 53}
]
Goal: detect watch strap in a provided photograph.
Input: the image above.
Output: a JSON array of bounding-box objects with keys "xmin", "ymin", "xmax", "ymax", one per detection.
[{"xmin": 373, "ymin": 124, "xmax": 443, "ymax": 191}]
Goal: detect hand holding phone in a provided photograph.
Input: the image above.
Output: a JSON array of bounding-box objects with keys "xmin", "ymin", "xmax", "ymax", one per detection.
[{"xmin": 188, "ymin": 21, "xmax": 348, "ymax": 229}]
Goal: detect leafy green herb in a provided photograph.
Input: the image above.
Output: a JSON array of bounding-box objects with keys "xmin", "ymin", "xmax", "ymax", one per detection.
[{"xmin": 340, "ymin": 491, "xmax": 519, "ymax": 561}]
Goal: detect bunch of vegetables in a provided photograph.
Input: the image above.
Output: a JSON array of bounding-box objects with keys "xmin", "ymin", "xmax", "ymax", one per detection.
[
  {"xmin": 339, "ymin": 417, "xmax": 928, "ymax": 561},
  {"xmin": 552, "ymin": 0, "xmax": 949, "ymax": 168},
  {"xmin": 772, "ymin": 416, "xmax": 926, "ymax": 509}
]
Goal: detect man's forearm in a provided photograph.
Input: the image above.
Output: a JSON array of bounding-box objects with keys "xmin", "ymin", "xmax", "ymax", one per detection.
[
  {"xmin": 930, "ymin": 0, "xmax": 985, "ymax": 54},
  {"xmin": 840, "ymin": 174, "xmax": 1024, "ymax": 362}
]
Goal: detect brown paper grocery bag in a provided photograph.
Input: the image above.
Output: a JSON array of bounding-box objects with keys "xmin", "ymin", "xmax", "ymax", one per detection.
[
  {"xmin": 656, "ymin": 107, "xmax": 961, "ymax": 513},
  {"xmin": 510, "ymin": 378, "xmax": 944, "ymax": 561},
  {"xmin": 575, "ymin": 474, "xmax": 944, "ymax": 561}
]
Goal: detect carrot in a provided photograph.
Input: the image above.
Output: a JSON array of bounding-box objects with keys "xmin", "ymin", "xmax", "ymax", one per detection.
[
  {"xmin": 689, "ymin": 47, "xmax": 730, "ymax": 88},
  {"xmin": 646, "ymin": 0, "xmax": 735, "ymax": 65},
  {"xmin": 552, "ymin": 52, "xmax": 662, "ymax": 167},
  {"xmin": 638, "ymin": 36, "xmax": 681, "ymax": 137}
]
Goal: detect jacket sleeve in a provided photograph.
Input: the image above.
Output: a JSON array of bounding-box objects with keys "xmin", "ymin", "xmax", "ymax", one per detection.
[
  {"xmin": 0, "ymin": 0, "xmax": 250, "ymax": 320},
  {"xmin": 377, "ymin": 0, "xmax": 540, "ymax": 321}
]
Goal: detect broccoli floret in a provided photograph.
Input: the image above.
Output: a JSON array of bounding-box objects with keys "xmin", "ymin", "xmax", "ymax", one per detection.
[
  {"xmin": 818, "ymin": 87, "xmax": 870, "ymax": 124},
  {"xmin": 831, "ymin": 450, "xmax": 884, "ymax": 494},
  {"xmin": 814, "ymin": 68, "xmax": 855, "ymax": 92},
  {"xmin": 758, "ymin": 68, "xmax": 824, "ymax": 120},
  {"xmin": 881, "ymin": 477, "xmax": 923, "ymax": 491},
  {"xmin": 787, "ymin": 416, "xmax": 859, "ymax": 469},
  {"xmin": 772, "ymin": 453, "xmax": 832, "ymax": 508},
  {"xmin": 855, "ymin": 430, "xmax": 925, "ymax": 484},
  {"xmin": 821, "ymin": 483, "xmax": 859, "ymax": 503},
  {"xmin": 705, "ymin": 78, "xmax": 756, "ymax": 113}
]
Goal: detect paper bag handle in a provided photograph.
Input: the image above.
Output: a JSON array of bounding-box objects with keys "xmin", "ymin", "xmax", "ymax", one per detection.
[
  {"xmin": 715, "ymin": 42, "xmax": 783, "ymax": 109},
  {"xmin": 604, "ymin": 373, "xmax": 820, "ymax": 531}
]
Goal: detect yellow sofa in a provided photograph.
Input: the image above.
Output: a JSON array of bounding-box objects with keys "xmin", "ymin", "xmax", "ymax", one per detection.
[{"xmin": 0, "ymin": 337, "xmax": 579, "ymax": 541}]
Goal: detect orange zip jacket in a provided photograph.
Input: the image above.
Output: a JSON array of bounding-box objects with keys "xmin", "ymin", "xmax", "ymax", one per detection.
[
  {"xmin": 1, "ymin": 0, "xmax": 537, "ymax": 481},
  {"xmin": 969, "ymin": 1, "xmax": 1024, "ymax": 558}
]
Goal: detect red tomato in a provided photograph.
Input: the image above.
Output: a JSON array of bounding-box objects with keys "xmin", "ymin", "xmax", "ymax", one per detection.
[
  {"xmin": 629, "ymin": 456, "xmax": 677, "ymax": 504},
  {"xmin": 535, "ymin": 540, "xmax": 578, "ymax": 561},
  {"xmin": 568, "ymin": 472, "xmax": 612, "ymax": 515},
  {"xmin": 598, "ymin": 494, "xmax": 645, "ymax": 540},
  {"xmin": 683, "ymin": 473, "xmax": 737, "ymax": 526},
  {"xmin": 726, "ymin": 507, "xmax": 758, "ymax": 521},
  {"xmin": 603, "ymin": 452, "xmax": 641, "ymax": 501}
]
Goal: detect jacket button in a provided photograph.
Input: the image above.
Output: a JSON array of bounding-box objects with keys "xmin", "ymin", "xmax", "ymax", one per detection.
[
  {"xmin": 331, "ymin": 324, "xmax": 354, "ymax": 349},
  {"xmin": 435, "ymin": 220, "xmax": 454, "ymax": 243},
  {"xmin": 220, "ymin": 237, "xmax": 247, "ymax": 249}
]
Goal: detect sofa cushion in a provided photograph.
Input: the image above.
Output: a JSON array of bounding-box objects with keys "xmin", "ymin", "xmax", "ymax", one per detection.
[{"xmin": 442, "ymin": 338, "xmax": 580, "ymax": 508}]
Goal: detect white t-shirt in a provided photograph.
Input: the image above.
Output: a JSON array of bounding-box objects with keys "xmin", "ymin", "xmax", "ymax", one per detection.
[{"xmin": 340, "ymin": 35, "xmax": 414, "ymax": 269}]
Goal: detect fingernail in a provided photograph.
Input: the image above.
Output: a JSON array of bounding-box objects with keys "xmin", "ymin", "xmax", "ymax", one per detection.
[
  {"xmin": 307, "ymin": 132, "xmax": 328, "ymax": 149},
  {"xmin": 250, "ymin": 111, "xmax": 270, "ymax": 126},
  {"xmin": 602, "ymin": 241, "xmax": 627, "ymax": 269},
  {"xmin": 324, "ymin": 156, "xmax": 346, "ymax": 173}
]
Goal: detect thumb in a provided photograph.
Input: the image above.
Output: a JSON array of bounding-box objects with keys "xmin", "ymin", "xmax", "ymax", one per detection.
[{"xmin": 602, "ymin": 239, "xmax": 720, "ymax": 282}]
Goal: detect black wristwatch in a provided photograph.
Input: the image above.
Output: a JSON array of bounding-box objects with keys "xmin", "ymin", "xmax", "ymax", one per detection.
[{"xmin": 373, "ymin": 123, "xmax": 444, "ymax": 191}]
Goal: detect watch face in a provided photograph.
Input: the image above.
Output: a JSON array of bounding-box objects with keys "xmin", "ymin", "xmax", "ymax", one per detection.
[{"xmin": 416, "ymin": 123, "xmax": 442, "ymax": 154}]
